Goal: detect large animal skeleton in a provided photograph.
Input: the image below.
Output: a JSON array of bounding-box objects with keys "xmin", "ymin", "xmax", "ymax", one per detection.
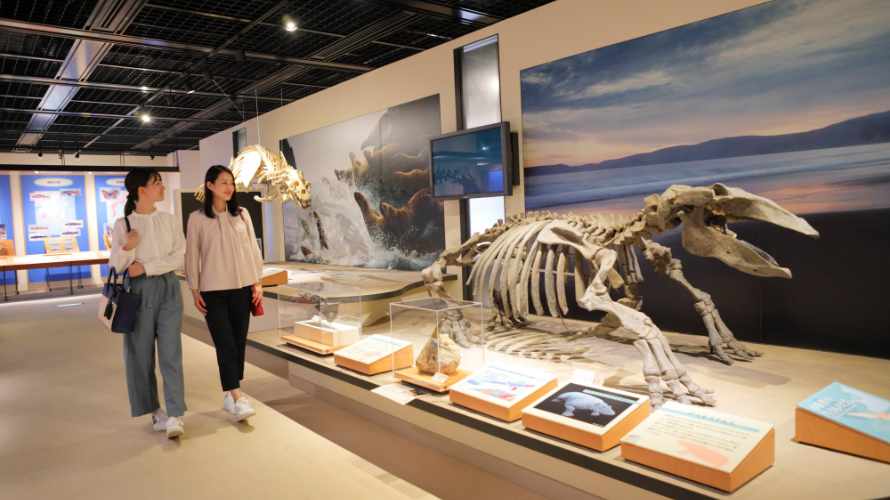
[
  {"xmin": 195, "ymin": 144, "xmax": 311, "ymax": 207},
  {"xmin": 422, "ymin": 184, "xmax": 819, "ymax": 406}
]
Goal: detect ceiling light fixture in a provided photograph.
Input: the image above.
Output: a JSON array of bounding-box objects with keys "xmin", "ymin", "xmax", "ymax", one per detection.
[
  {"xmin": 140, "ymin": 85, "xmax": 149, "ymax": 92},
  {"xmin": 140, "ymin": 113, "xmax": 152, "ymax": 124},
  {"xmin": 187, "ymin": 89, "xmax": 195, "ymax": 94},
  {"xmin": 283, "ymin": 16, "xmax": 298, "ymax": 32}
]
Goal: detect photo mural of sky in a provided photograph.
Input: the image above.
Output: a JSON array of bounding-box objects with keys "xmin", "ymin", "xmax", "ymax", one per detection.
[{"xmin": 520, "ymin": 0, "xmax": 890, "ymax": 214}]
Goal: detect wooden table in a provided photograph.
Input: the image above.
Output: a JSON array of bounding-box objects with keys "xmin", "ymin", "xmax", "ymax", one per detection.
[{"xmin": 0, "ymin": 250, "xmax": 109, "ymax": 300}]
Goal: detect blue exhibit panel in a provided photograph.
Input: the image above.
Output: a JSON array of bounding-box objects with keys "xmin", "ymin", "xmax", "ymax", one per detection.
[
  {"xmin": 20, "ymin": 175, "xmax": 90, "ymax": 282},
  {"xmin": 0, "ymin": 174, "xmax": 13, "ymax": 285},
  {"xmin": 95, "ymin": 175, "xmax": 127, "ymax": 276}
]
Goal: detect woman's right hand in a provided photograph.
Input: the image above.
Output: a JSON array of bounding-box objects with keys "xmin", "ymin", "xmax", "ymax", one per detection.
[
  {"xmin": 191, "ymin": 289, "xmax": 207, "ymax": 315},
  {"xmin": 123, "ymin": 229, "xmax": 140, "ymax": 251}
]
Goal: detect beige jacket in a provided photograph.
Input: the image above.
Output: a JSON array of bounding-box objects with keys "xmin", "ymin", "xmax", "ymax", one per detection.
[{"xmin": 185, "ymin": 208, "xmax": 263, "ymax": 292}]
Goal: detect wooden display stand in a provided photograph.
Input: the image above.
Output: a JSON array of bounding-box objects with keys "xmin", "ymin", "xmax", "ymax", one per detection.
[
  {"xmin": 522, "ymin": 384, "xmax": 650, "ymax": 451},
  {"xmin": 281, "ymin": 319, "xmax": 361, "ymax": 355},
  {"xmin": 620, "ymin": 402, "xmax": 774, "ymax": 493},
  {"xmin": 449, "ymin": 365, "xmax": 558, "ymax": 422},
  {"xmin": 795, "ymin": 382, "xmax": 890, "ymax": 463},
  {"xmin": 795, "ymin": 408, "xmax": 890, "ymax": 463},
  {"xmin": 334, "ymin": 335, "xmax": 413, "ymax": 375},
  {"xmin": 395, "ymin": 367, "xmax": 471, "ymax": 393},
  {"xmin": 260, "ymin": 269, "xmax": 288, "ymax": 287}
]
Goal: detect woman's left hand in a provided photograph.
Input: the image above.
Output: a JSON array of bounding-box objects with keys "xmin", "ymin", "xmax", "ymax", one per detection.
[{"xmin": 252, "ymin": 283, "xmax": 262, "ymax": 306}]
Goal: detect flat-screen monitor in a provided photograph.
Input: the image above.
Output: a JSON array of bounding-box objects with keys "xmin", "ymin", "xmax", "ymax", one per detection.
[{"xmin": 429, "ymin": 122, "xmax": 512, "ymax": 199}]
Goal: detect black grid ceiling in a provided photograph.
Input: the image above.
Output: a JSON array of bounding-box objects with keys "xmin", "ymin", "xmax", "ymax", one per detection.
[{"xmin": 0, "ymin": 0, "xmax": 554, "ymax": 155}]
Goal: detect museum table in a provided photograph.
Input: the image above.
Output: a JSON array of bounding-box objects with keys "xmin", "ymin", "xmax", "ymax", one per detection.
[
  {"xmin": 241, "ymin": 311, "xmax": 890, "ymax": 500},
  {"xmin": 0, "ymin": 250, "xmax": 109, "ymax": 300}
]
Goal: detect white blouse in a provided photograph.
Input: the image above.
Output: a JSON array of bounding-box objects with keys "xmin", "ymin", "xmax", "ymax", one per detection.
[
  {"xmin": 109, "ymin": 210, "xmax": 186, "ymax": 277},
  {"xmin": 185, "ymin": 208, "xmax": 263, "ymax": 292}
]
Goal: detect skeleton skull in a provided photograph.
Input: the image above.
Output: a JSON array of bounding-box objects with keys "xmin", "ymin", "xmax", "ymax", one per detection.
[{"xmin": 652, "ymin": 184, "xmax": 819, "ymax": 278}]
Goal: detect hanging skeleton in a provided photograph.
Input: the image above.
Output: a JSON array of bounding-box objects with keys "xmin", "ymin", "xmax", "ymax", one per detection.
[
  {"xmin": 195, "ymin": 144, "xmax": 311, "ymax": 207},
  {"xmin": 422, "ymin": 184, "xmax": 819, "ymax": 406}
]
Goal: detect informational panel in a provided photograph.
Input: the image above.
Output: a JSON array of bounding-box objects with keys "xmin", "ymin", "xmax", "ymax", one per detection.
[
  {"xmin": 0, "ymin": 174, "xmax": 12, "ymax": 245},
  {"xmin": 21, "ymin": 175, "xmax": 89, "ymax": 282},
  {"xmin": 94, "ymin": 175, "xmax": 126, "ymax": 275}
]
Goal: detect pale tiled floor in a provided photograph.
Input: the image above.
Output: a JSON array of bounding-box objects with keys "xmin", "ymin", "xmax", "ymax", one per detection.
[{"xmin": 0, "ymin": 294, "xmax": 564, "ymax": 500}]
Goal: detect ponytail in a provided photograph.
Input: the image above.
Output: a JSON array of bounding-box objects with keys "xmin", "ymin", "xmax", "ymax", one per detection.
[{"xmin": 124, "ymin": 192, "xmax": 136, "ymax": 217}]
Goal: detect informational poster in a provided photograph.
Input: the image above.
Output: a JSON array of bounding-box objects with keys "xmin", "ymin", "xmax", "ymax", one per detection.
[
  {"xmin": 0, "ymin": 174, "xmax": 12, "ymax": 244},
  {"xmin": 21, "ymin": 175, "xmax": 89, "ymax": 282},
  {"xmin": 622, "ymin": 402, "xmax": 772, "ymax": 473},
  {"xmin": 95, "ymin": 175, "xmax": 127, "ymax": 276}
]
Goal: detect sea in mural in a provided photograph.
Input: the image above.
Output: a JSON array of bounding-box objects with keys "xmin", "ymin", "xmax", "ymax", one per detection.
[
  {"xmin": 281, "ymin": 95, "xmax": 444, "ymax": 270},
  {"xmin": 519, "ymin": 0, "xmax": 890, "ymax": 357},
  {"xmin": 521, "ymin": 0, "xmax": 890, "ymax": 215}
]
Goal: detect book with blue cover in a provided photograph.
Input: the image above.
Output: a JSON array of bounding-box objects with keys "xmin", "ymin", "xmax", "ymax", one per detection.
[{"xmin": 798, "ymin": 382, "xmax": 890, "ymax": 444}]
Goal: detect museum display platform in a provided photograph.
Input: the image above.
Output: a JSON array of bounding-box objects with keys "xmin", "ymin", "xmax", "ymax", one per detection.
[
  {"xmin": 177, "ymin": 263, "xmax": 458, "ymax": 331},
  {"xmin": 243, "ymin": 310, "xmax": 890, "ymax": 499}
]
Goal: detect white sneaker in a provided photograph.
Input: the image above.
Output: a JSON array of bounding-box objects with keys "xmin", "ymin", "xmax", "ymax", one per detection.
[
  {"xmin": 151, "ymin": 409, "xmax": 168, "ymax": 432},
  {"xmin": 165, "ymin": 417, "xmax": 184, "ymax": 439},
  {"xmin": 233, "ymin": 397, "xmax": 255, "ymax": 422},
  {"xmin": 223, "ymin": 392, "xmax": 238, "ymax": 415}
]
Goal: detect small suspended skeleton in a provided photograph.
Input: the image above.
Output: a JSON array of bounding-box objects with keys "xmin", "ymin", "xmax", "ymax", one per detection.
[
  {"xmin": 195, "ymin": 144, "xmax": 311, "ymax": 207},
  {"xmin": 423, "ymin": 184, "xmax": 819, "ymax": 406}
]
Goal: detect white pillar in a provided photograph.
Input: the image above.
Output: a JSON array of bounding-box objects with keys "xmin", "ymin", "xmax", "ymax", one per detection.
[{"xmin": 9, "ymin": 173, "xmax": 28, "ymax": 291}]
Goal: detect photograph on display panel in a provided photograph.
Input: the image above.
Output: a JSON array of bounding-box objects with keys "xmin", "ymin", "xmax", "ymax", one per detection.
[
  {"xmin": 280, "ymin": 95, "xmax": 444, "ymax": 270},
  {"xmin": 531, "ymin": 383, "xmax": 641, "ymax": 427},
  {"xmin": 518, "ymin": 0, "xmax": 890, "ymax": 356}
]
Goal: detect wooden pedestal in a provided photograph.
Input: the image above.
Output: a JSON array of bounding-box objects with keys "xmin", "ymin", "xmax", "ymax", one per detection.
[
  {"xmin": 281, "ymin": 334, "xmax": 340, "ymax": 355},
  {"xmin": 795, "ymin": 408, "xmax": 890, "ymax": 463},
  {"xmin": 522, "ymin": 385, "xmax": 650, "ymax": 452},
  {"xmin": 619, "ymin": 402, "xmax": 774, "ymax": 493},
  {"xmin": 333, "ymin": 335, "xmax": 414, "ymax": 375},
  {"xmin": 395, "ymin": 367, "xmax": 471, "ymax": 393}
]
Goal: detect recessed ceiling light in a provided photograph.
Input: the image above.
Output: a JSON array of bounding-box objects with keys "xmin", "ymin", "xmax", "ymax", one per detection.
[
  {"xmin": 140, "ymin": 85, "xmax": 149, "ymax": 92},
  {"xmin": 140, "ymin": 113, "xmax": 152, "ymax": 123},
  {"xmin": 187, "ymin": 89, "xmax": 195, "ymax": 94},
  {"xmin": 283, "ymin": 16, "xmax": 298, "ymax": 32}
]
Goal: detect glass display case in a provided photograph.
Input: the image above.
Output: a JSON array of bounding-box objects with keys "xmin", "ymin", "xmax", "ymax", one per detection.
[
  {"xmin": 274, "ymin": 276, "xmax": 363, "ymax": 356},
  {"xmin": 389, "ymin": 297, "xmax": 485, "ymax": 392}
]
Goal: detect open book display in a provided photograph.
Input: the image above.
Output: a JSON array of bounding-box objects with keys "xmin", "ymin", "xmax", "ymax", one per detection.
[
  {"xmin": 449, "ymin": 364, "xmax": 557, "ymax": 422},
  {"xmin": 620, "ymin": 402, "xmax": 774, "ymax": 492},
  {"xmin": 796, "ymin": 382, "xmax": 890, "ymax": 463},
  {"xmin": 282, "ymin": 315, "xmax": 361, "ymax": 355},
  {"xmin": 522, "ymin": 383, "xmax": 650, "ymax": 451},
  {"xmin": 333, "ymin": 334, "xmax": 413, "ymax": 375}
]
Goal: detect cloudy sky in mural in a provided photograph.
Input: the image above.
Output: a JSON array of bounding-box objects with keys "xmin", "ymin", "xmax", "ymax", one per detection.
[{"xmin": 521, "ymin": 0, "xmax": 890, "ymax": 167}]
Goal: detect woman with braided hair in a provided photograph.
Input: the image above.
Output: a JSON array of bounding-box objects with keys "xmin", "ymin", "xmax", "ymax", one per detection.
[{"xmin": 108, "ymin": 168, "xmax": 187, "ymax": 439}]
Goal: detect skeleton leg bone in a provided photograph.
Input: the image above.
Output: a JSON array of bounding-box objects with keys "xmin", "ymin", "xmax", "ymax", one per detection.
[{"xmin": 641, "ymin": 239, "xmax": 761, "ymax": 364}]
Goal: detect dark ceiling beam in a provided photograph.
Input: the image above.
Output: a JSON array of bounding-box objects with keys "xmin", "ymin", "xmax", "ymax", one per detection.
[
  {"xmin": 0, "ymin": 17, "xmax": 373, "ymax": 73},
  {"xmin": 376, "ymin": 0, "xmax": 501, "ymax": 26},
  {"xmin": 133, "ymin": 11, "xmax": 420, "ymax": 151},
  {"xmin": 0, "ymin": 51, "xmax": 64, "ymax": 64},
  {"xmin": 14, "ymin": 0, "xmax": 147, "ymax": 148},
  {"xmin": 0, "ymin": 74, "xmax": 296, "ymax": 102},
  {"xmin": 141, "ymin": 3, "xmax": 425, "ymax": 52},
  {"xmin": 0, "ymin": 107, "xmax": 238, "ymax": 124},
  {"xmin": 88, "ymin": 0, "xmax": 295, "ymax": 151}
]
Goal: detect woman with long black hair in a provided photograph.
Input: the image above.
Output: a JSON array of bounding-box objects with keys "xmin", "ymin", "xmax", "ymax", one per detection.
[
  {"xmin": 108, "ymin": 168, "xmax": 187, "ymax": 438},
  {"xmin": 185, "ymin": 165, "xmax": 263, "ymax": 422}
]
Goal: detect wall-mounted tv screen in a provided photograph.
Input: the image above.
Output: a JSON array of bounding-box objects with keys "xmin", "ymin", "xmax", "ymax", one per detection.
[{"xmin": 429, "ymin": 122, "xmax": 512, "ymax": 199}]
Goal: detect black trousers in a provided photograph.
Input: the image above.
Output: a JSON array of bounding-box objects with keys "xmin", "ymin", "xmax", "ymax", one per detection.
[{"xmin": 201, "ymin": 286, "xmax": 252, "ymax": 391}]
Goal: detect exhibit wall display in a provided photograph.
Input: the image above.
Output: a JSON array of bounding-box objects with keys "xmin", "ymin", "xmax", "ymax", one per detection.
[
  {"xmin": 20, "ymin": 174, "xmax": 89, "ymax": 281},
  {"xmin": 281, "ymin": 94, "xmax": 444, "ymax": 270},
  {"xmin": 0, "ymin": 174, "xmax": 12, "ymax": 244},
  {"xmin": 519, "ymin": 0, "xmax": 890, "ymax": 356},
  {"xmin": 95, "ymin": 175, "xmax": 126, "ymax": 276}
]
